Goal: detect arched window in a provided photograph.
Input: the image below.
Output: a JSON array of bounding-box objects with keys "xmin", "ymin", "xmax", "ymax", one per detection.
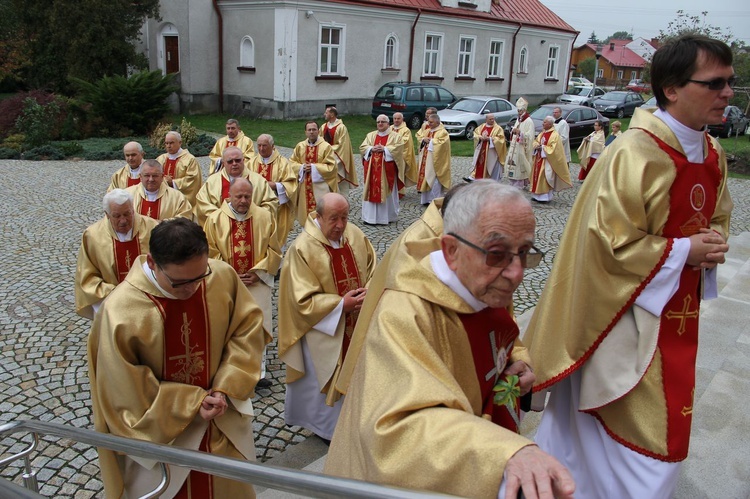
[
  {"xmin": 384, "ymin": 34, "xmax": 399, "ymax": 69},
  {"xmin": 518, "ymin": 46, "xmax": 528, "ymax": 73},
  {"xmin": 240, "ymin": 36, "xmax": 255, "ymax": 68}
]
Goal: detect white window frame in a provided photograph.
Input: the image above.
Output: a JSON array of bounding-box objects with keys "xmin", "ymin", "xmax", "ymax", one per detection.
[
  {"xmin": 545, "ymin": 44, "xmax": 560, "ymax": 79},
  {"xmin": 240, "ymin": 36, "xmax": 255, "ymax": 67},
  {"xmin": 423, "ymin": 32, "xmax": 444, "ymax": 77},
  {"xmin": 631, "ymin": 70, "xmax": 638, "ymax": 80},
  {"xmin": 487, "ymin": 39, "xmax": 505, "ymax": 78},
  {"xmin": 617, "ymin": 70, "xmax": 624, "ymax": 79},
  {"xmin": 518, "ymin": 46, "xmax": 528, "ymax": 73},
  {"xmin": 457, "ymin": 35, "xmax": 476, "ymax": 77},
  {"xmin": 383, "ymin": 33, "xmax": 399, "ymax": 69},
  {"xmin": 597, "ymin": 68, "xmax": 604, "ymax": 78},
  {"xmin": 318, "ymin": 23, "xmax": 346, "ymax": 76}
]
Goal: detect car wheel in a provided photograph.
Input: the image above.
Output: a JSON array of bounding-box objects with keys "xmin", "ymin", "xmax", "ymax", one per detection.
[
  {"xmin": 724, "ymin": 124, "xmax": 733, "ymax": 138},
  {"xmin": 407, "ymin": 114, "xmax": 423, "ymax": 130},
  {"xmin": 464, "ymin": 123, "xmax": 477, "ymax": 140},
  {"xmin": 616, "ymin": 109, "xmax": 625, "ymax": 119}
]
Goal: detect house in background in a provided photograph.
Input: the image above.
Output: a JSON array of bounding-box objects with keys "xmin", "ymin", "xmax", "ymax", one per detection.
[
  {"xmin": 139, "ymin": 0, "xmax": 577, "ymax": 119},
  {"xmin": 570, "ymin": 38, "xmax": 656, "ymax": 88}
]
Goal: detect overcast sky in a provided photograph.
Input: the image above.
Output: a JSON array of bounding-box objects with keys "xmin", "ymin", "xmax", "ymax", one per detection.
[{"xmin": 540, "ymin": 0, "xmax": 750, "ymax": 46}]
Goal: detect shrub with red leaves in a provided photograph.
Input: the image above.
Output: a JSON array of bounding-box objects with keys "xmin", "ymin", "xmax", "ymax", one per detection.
[{"xmin": 0, "ymin": 91, "xmax": 60, "ymax": 139}]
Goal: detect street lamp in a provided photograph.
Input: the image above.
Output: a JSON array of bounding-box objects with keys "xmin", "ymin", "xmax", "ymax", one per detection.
[{"xmin": 593, "ymin": 44, "xmax": 603, "ymax": 94}]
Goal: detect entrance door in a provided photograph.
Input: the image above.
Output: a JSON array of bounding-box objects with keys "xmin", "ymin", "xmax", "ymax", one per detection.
[{"xmin": 165, "ymin": 36, "xmax": 180, "ymax": 74}]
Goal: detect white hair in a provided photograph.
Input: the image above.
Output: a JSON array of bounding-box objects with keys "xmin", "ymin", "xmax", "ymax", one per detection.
[
  {"xmin": 103, "ymin": 189, "xmax": 133, "ymax": 214},
  {"xmin": 543, "ymin": 116, "xmax": 555, "ymax": 124},
  {"xmin": 123, "ymin": 141, "xmax": 144, "ymax": 153},
  {"xmin": 166, "ymin": 131, "xmax": 182, "ymax": 142},
  {"xmin": 257, "ymin": 133, "xmax": 275, "ymax": 146},
  {"xmin": 443, "ymin": 180, "xmax": 529, "ymax": 237}
]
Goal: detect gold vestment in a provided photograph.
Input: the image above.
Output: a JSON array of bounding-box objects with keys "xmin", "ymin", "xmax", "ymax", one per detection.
[
  {"xmin": 471, "ymin": 123, "xmax": 508, "ymax": 178},
  {"xmin": 126, "ymin": 182, "xmax": 193, "ymax": 220},
  {"xmin": 247, "ymin": 149, "xmax": 298, "ymax": 249},
  {"xmin": 208, "ymin": 131, "xmax": 255, "ymax": 173},
  {"xmin": 156, "ymin": 149, "xmax": 203, "ymax": 206}
]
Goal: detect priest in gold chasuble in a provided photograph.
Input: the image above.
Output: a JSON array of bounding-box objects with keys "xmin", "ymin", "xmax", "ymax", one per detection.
[
  {"xmin": 416, "ymin": 113, "xmax": 451, "ymax": 205},
  {"xmin": 391, "ymin": 112, "xmax": 419, "ymax": 188},
  {"xmin": 290, "ymin": 121, "xmax": 338, "ymax": 225},
  {"xmin": 249, "ymin": 134, "xmax": 299, "ymax": 249},
  {"xmin": 279, "ymin": 193, "xmax": 376, "ymax": 440},
  {"xmin": 530, "ymin": 116, "xmax": 572, "ymax": 203},
  {"xmin": 360, "ymin": 115, "xmax": 406, "ymax": 225},
  {"xmin": 75, "ymin": 189, "xmax": 158, "ymax": 319},
  {"xmin": 107, "ymin": 141, "xmax": 145, "ymax": 191},
  {"xmin": 468, "ymin": 113, "xmax": 507, "ymax": 181},
  {"xmin": 326, "ymin": 182, "xmax": 572, "ymax": 499},
  {"xmin": 208, "ymin": 118, "xmax": 255, "ymax": 174},
  {"xmin": 126, "ymin": 160, "xmax": 193, "ymax": 220},
  {"xmin": 524, "ymin": 37, "xmax": 734, "ymax": 499},
  {"xmin": 322, "ymin": 106, "xmax": 358, "ymax": 195},
  {"xmin": 156, "ymin": 131, "xmax": 203, "ymax": 206},
  {"xmin": 194, "ymin": 146, "xmax": 279, "ymax": 228},
  {"xmin": 88, "ymin": 218, "xmax": 270, "ymax": 499},
  {"xmin": 205, "ymin": 178, "xmax": 281, "ymax": 385}
]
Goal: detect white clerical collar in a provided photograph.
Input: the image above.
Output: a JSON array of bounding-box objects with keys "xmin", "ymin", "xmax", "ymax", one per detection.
[
  {"xmin": 142, "ymin": 261, "xmax": 178, "ymax": 299},
  {"xmin": 144, "ymin": 187, "xmax": 159, "ymax": 201},
  {"xmin": 261, "ymin": 155, "xmax": 272, "ymax": 164},
  {"xmin": 653, "ymin": 108, "xmax": 705, "ymax": 163},
  {"xmin": 429, "ymin": 250, "xmax": 487, "ymax": 312},
  {"xmin": 129, "ymin": 165, "xmax": 142, "ymax": 178},
  {"xmin": 168, "ymin": 148, "xmax": 183, "ymax": 160},
  {"xmin": 308, "ymin": 140, "xmax": 317, "ymax": 147},
  {"xmin": 376, "ymin": 130, "xmax": 389, "ymax": 137},
  {"xmin": 313, "ymin": 218, "xmax": 341, "ymax": 248},
  {"xmin": 115, "ymin": 228, "xmax": 134, "ymax": 242},
  {"xmin": 229, "ymin": 203, "xmax": 248, "ymax": 221}
]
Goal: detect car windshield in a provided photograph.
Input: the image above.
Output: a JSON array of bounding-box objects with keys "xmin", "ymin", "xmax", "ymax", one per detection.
[
  {"xmin": 566, "ymin": 87, "xmax": 590, "ymax": 96},
  {"xmin": 448, "ymin": 99, "xmax": 485, "ymax": 113},
  {"xmin": 529, "ymin": 107, "xmax": 556, "ymax": 119},
  {"xmin": 375, "ymin": 86, "xmax": 402, "ymax": 100},
  {"xmin": 601, "ymin": 92, "xmax": 626, "ymax": 103}
]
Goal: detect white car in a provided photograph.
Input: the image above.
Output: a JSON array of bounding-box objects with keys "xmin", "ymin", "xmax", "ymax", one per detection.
[
  {"xmin": 568, "ymin": 76, "xmax": 593, "ymax": 88},
  {"xmin": 558, "ymin": 86, "xmax": 606, "ymax": 107},
  {"xmin": 438, "ymin": 96, "xmax": 517, "ymax": 140}
]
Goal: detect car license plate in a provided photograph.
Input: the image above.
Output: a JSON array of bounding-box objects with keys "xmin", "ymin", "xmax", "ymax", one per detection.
[{"xmin": 381, "ymin": 103, "xmax": 391, "ymax": 108}]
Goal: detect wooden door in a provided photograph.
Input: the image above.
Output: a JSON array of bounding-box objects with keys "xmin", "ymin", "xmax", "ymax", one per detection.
[{"xmin": 165, "ymin": 36, "xmax": 179, "ymax": 74}]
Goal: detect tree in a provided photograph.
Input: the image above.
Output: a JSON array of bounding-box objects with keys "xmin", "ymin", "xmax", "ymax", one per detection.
[
  {"xmin": 604, "ymin": 31, "xmax": 633, "ymax": 43},
  {"xmin": 587, "ymin": 32, "xmax": 600, "ymax": 44},
  {"xmin": 0, "ymin": 0, "xmax": 31, "ymax": 87},
  {"xmin": 576, "ymin": 58, "xmax": 596, "ymax": 82},
  {"xmin": 658, "ymin": 10, "xmax": 734, "ymax": 45},
  {"xmin": 11, "ymin": 0, "xmax": 160, "ymax": 93}
]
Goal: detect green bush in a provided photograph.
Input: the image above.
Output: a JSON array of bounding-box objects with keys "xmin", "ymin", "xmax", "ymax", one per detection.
[
  {"xmin": 72, "ymin": 71, "xmax": 179, "ymax": 135},
  {"xmin": 83, "ymin": 150, "xmax": 122, "ymax": 161},
  {"xmin": 0, "ymin": 147, "xmax": 20, "ymax": 159},
  {"xmin": 2, "ymin": 133, "xmax": 25, "ymax": 151},
  {"xmin": 59, "ymin": 142, "xmax": 84, "ymax": 157},
  {"xmin": 23, "ymin": 145, "xmax": 65, "ymax": 160},
  {"xmin": 15, "ymin": 98, "xmax": 63, "ymax": 147},
  {"xmin": 190, "ymin": 134, "xmax": 216, "ymax": 157}
]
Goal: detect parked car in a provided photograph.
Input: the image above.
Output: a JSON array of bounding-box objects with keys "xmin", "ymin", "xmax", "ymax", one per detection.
[
  {"xmin": 593, "ymin": 91, "xmax": 645, "ymax": 118},
  {"xmin": 438, "ymin": 96, "xmax": 517, "ymax": 140},
  {"xmin": 371, "ymin": 82, "xmax": 456, "ymax": 129},
  {"xmin": 568, "ymin": 76, "xmax": 593, "ymax": 88},
  {"xmin": 504, "ymin": 104, "xmax": 610, "ymax": 147},
  {"xmin": 626, "ymin": 79, "xmax": 651, "ymax": 93},
  {"xmin": 708, "ymin": 105, "xmax": 750, "ymax": 138},
  {"xmin": 640, "ymin": 95, "xmax": 657, "ymax": 109},
  {"xmin": 557, "ymin": 86, "xmax": 606, "ymax": 107}
]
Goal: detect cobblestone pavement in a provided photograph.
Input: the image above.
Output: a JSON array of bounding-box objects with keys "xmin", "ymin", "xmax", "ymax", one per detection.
[{"xmin": 1, "ymin": 148, "xmax": 748, "ymax": 497}]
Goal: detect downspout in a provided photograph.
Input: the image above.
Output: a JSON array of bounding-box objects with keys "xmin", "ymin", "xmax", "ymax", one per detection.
[
  {"xmin": 408, "ymin": 9, "xmax": 422, "ymax": 83},
  {"xmin": 507, "ymin": 23, "xmax": 522, "ymax": 101},
  {"xmin": 212, "ymin": 0, "xmax": 224, "ymax": 113},
  {"xmin": 566, "ymin": 32, "xmax": 579, "ymax": 91}
]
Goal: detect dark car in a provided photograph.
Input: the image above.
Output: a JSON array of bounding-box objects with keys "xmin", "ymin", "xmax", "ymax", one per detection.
[
  {"xmin": 708, "ymin": 106, "xmax": 750, "ymax": 138},
  {"xmin": 593, "ymin": 91, "xmax": 645, "ymax": 118},
  {"xmin": 371, "ymin": 82, "xmax": 456, "ymax": 129},
  {"xmin": 504, "ymin": 104, "xmax": 610, "ymax": 147}
]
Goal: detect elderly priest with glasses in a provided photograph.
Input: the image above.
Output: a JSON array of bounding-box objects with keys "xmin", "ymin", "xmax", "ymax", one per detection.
[
  {"xmin": 325, "ymin": 180, "xmax": 574, "ymax": 499},
  {"xmin": 88, "ymin": 218, "xmax": 270, "ymax": 498}
]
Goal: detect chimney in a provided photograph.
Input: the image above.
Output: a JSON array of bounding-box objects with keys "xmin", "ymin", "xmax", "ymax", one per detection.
[{"xmin": 609, "ymin": 42, "xmax": 615, "ymax": 51}]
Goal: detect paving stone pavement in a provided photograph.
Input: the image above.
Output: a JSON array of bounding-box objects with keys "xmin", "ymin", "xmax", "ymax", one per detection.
[{"xmin": 0, "ymin": 148, "xmax": 749, "ymax": 497}]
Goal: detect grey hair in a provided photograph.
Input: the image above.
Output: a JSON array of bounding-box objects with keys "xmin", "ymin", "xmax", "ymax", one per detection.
[
  {"xmin": 166, "ymin": 131, "xmax": 182, "ymax": 142},
  {"xmin": 103, "ymin": 189, "xmax": 133, "ymax": 214},
  {"xmin": 377, "ymin": 114, "xmax": 390, "ymax": 123},
  {"xmin": 123, "ymin": 141, "xmax": 144, "ymax": 153},
  {"xmin": 226, "ymin": 118, "xmax": 240, "ymax": 127},
  {"xmin": 142, "ymin": 159, "xmax": 163, "ymax": 172},
  {"xmin": 543, "ymin": 116, "xmax": 555, "ymax": 125},
  {"xmin": 257, "ymin": 133, "xmax": 275, "ymax": 146},
  {"xmin": 443, "ymin": 180, "xmax": 529, "ymax": 238},
  {"xmin": 429, "ymin": 113, "xmax": 441, "ymax": 124}
]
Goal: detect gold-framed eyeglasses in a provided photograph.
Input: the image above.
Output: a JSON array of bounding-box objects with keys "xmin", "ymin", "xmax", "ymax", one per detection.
[
  {"xmin": 448, "ymin": 232, "xmax": 544, "ymax": 269},
  {"xmin": 157, "ymin": 263, "xmax": 212, "ymax": 288}
]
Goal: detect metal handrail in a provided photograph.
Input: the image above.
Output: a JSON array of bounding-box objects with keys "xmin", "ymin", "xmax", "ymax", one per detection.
[{"xmin": 0, "ymin": 419, "xmax": 454, "ymax": 498}]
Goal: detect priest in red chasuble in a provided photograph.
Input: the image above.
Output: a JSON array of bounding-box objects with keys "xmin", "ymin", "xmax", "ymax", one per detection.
[
  {"xmin": 107, "ymin": 141, "xmax": 145, "ymax": 191},
  {"xmin": 88, "ymin": 218, "xmax": 270, "ymax": 499},
  {"xmin": 530, "ymin": 116, "xmax": 572, "ymax": 203},
  {"xmin": 524, "ymin": 35, "xmax": 734, "ymax": 498},
  {"xmin": 322, "ymin": 106, "xmax": 358, "ymax": 195},
  {"xmin": 208, "ymin": 118, "xmax": 256, "ymax": 174},
  {"xmin": 466, "ymin": 113, "xmax": 507, "ymax": 182},
  {"xmin": 278, "ymin": 193, "xmax": 376, "ymax": 441},
  {"xmin": 360, "ymin": 114, "xmax": 406, "ymax": 225},
  {"xmin": 156, "ymin": 131, "xmax": 203, "ymax": 207},
  {"xmin": 74, "ymin": 189, "xmax": 158, "ymax": 319},
  {"xmin": 127, "ymin": 160, "xmax": 193, "ymax": 220},
  {"xmin": 325, "ymin": 181, "xmax": 573, "ymax": 499},
  {"xmin": 416, "ymin": 113, "xmax": 451, "ymax": 205},
  {"xmin": 248, "ymin": 134, "xmax": 298, "ymax": 250},
  {"xmin": 290, "ymin": 121, "xmax": 338, "ymax": 225},
  {"xmin": 205, "ymin": 178, "xmax": 281, "ymax": 388},
  {"xmin": 194, "ymin": 146, "xmax": 278, "ymax": 228}
]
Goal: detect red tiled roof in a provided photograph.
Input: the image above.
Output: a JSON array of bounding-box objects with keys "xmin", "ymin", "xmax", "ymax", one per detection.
[
  {"xmin": 583, "ymin": 39, "xmax": 646, "ymax": 68},
  {"xmin": 325, "ymin": 0, "xmax": 576, "ymax": 33}
]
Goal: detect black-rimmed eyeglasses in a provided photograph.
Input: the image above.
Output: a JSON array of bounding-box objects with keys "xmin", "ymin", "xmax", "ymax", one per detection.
[
  {"xmin": 687, "ymin": 75, "xmax": 737, "ymax": 91},
  {"xmin": 157, "ymin": 263, "xmax": 212, "ymax": 288},
  {"xmin": 447, "ymin": 232, "xmax": 544, "ymax": 269}
]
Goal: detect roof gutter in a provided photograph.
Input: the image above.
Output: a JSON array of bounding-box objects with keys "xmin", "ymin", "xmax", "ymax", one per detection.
[
  {"xmin": 408, "ymin": 9, "xmax": 422, "ymax": 83},
  {"xmin": 507, "ymin": 23, "xmax": 523, "ymax": 101},
  {"xmin": 212, "ymin": 0, "xmax": 224, "ymax": 113}
]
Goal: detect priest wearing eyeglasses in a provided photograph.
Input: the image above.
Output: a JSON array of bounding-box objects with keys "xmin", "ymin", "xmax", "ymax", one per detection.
[
  {"xmin": 325, "ymin": 181, "xmax": 574, "ymax": 499},
  {"xmin": 88, "ymin": 217, "xmax": 270, "ymax": 498}
]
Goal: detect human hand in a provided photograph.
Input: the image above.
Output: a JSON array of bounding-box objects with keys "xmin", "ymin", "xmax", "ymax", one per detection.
[
  {"xmin": 342, "ymin": 288, "xmax": 367, "ymax": 313},
  {"xmin": 240, "ymin": 272, "xmax": 259, "ymax": 286},
  {"xmin": 303, "ymin": 163, "xmax": 312, "ymax": 173},
  {"xmin": 199, "ymin": 391, "xmax": 228, "ymax": 421},
  {"xmin": 686, "ymin": 228, "xmax": 729, "ymax": 269},
  {"xmin": 504, "ymin": 445, "xmax": 575, "ymax": 499},
  {"xmin": 164, "ymin": 174, "xmax": 174, "ymax": 187},
  {"xmin": 503, "ymin": 361, "xmax": 535, "ymax": 396}
]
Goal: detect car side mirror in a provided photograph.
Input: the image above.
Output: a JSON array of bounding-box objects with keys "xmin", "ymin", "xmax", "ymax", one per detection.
[{"xmin": 566, "ymin": 119, "xmax": 575, "ymax": 124}]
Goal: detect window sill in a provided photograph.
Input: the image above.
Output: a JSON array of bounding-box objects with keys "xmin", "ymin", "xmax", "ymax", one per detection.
[
  {"xmin": 516, "ymin": 72, "xmax": 528, "ymax": 76},
  {"xmin": 315, "ymin": 75, "xmax": 349, "ymax": 81},
  {"xmin": 454, "ymin": 76, "xmax": 476, "ymax": 82},
  {"xmin": 237, "ymin": 66, "xmax": 256, "ymax": 73},
  {"xmin": 485, "ymin": 77, "xmax": 505, "ymax": 82},
  {"xmin": 381, "ymin": 68, "xmax": 400, "ymax": 74},
  {"xmin": 544, "ymin": 78, "xmax": 559, "ymax": 83},
  {"xmin": 420, "ymin": 75, "xmax": 444, "ymax": 82}
]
